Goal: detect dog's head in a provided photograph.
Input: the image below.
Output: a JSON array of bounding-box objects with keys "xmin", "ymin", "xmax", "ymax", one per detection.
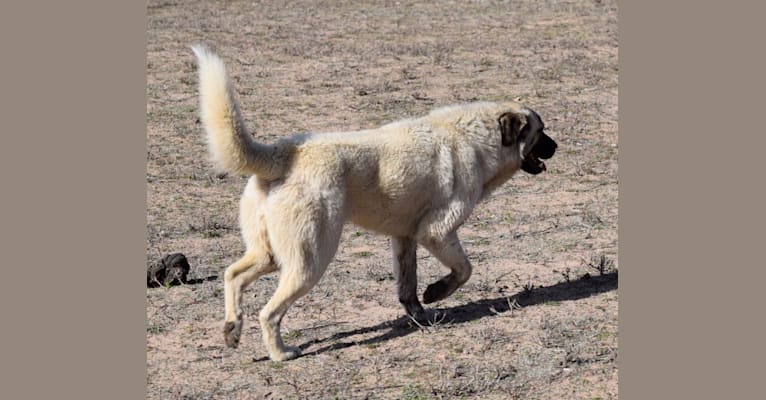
[{"xmin": 498, "ymin": 108, "xmax": 557, "ymax": 174}]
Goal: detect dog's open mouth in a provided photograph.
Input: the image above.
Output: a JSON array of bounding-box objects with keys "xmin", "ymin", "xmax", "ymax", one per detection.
[
  {"xmin": 521, "ymin": 155, "xmax": 546, "ymax": 175},
  {"xmin": 520, "ymin": 133, "xmax": 557, "ymax": 175}
]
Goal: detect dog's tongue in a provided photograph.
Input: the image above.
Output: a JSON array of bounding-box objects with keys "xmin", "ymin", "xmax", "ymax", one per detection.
[{"xmin": 540, "ymin": 160, "xmax": 546, "ymax": 171}]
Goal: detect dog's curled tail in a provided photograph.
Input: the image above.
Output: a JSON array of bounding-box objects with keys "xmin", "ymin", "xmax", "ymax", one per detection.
[{"xmin": 191, "ymin": 45, "xmax": 287, "ymax": 180}]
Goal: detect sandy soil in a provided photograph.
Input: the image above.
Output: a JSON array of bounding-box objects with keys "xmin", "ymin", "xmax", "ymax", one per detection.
[{"xmin": 147, "ymin": 0, "xmax": 618, "ymax": 398}]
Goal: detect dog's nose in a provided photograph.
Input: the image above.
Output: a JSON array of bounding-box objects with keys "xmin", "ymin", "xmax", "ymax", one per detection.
[{"xmin": 537, "ymin": 137, "xmax": 557, "ymax": 160}]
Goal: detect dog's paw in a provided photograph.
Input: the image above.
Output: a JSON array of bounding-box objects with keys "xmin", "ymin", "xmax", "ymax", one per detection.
[
  {"xmin": 403, "ymin": 301, "xmax": 425, "ymax": 319},
  {"xmin": 270, "ymin": 346, "xmax": 302, "ymax": 362},
  {"xmin": 423, "ymin": 280, "xmax": 450, "ymax": 304},
  {"xmin": 223, "ymin": 320, "xmax": 243, "ymax": 348}
]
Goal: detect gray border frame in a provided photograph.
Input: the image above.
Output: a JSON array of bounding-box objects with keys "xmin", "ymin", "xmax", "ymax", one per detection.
[
  {"xmin": 1, "ymin": 1, "xmax": 146, "ymax": 399},
  {"xmin": 2, "ymin": 1, "xmax": 764, "ymax": 398},
  {"xmin": 620, "ymin": 1, "xmax": 765, "ymax": 399}
]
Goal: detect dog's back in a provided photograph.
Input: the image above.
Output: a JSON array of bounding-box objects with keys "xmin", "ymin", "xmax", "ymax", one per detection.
[{"xmin": 270, "ymin": 102, "xmax": 520, "ymax": 236}]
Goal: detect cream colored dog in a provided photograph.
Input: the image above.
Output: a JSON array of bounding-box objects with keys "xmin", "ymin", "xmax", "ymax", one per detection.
[{"xmin": 192, "ymin": 45, "xmax": 557, "ymax": 361}]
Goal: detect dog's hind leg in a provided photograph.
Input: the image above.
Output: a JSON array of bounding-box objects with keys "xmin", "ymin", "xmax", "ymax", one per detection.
[
  {"xmin": 258, "ymin": 193, "xmax": 344, "ymax": 361},
  {"xmin": 419, "ymin": 231, "xmax": 473, "ymax": 304},
  {"xmin": 223, "ymin": 192, "xmax": 277, "ymax": 349},
  {"xmin": 257, "ymin": 264, "xmax": 325, "ymax": 361},
  {"xmin": 222, "ymin": 242, "xmax": 277, "ymax": 348},
  {"xmin": 392, "ymin": 237, "xmax": 425, "ymax": 320}
]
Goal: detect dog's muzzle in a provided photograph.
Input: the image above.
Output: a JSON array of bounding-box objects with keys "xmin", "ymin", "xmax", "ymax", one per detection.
[{"xmin": 521, "ymin": 133, "xmax": 557, "ymax": 175}]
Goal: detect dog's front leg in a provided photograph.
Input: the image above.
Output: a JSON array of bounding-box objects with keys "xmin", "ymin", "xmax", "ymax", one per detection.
[
  {"xmin": 419, "ymin": 232, "xmax": 473, "ymax": 304},
  {"xmin": 392, "ymin": 237, "xmax": 425, "ymax": 320}
]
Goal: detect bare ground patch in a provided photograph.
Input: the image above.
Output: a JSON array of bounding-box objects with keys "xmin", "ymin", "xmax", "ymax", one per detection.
[{"xmin": 147, "ymin": 0, "xmax": 618, "ymax": 398}]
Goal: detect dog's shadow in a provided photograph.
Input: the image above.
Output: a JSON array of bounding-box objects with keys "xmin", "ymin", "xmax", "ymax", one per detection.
[{"xmin": 254, "ymin": 271, "xmax": 617, "ymax": 361}]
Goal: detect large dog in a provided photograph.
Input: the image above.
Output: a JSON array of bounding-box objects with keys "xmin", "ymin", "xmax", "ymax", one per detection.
[{"xmin": 191, "ymin": 46, "xmax": 557, "ymax": 361}]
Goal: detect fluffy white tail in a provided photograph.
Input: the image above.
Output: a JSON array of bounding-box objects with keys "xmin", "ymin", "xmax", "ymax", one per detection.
[{"xmin": 191, "ymin": 45, "xmax": 287, "ymax": 180}]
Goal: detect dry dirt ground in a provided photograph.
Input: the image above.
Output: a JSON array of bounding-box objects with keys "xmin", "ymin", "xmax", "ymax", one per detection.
[{"xmin": 146, "ymin": 0, "xmax": 618, "ymax": 399}]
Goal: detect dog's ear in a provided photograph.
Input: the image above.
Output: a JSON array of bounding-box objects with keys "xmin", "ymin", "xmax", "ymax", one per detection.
[{"xmin": 498, "ymin": 112, "xmax": 523, "ymax": 147}]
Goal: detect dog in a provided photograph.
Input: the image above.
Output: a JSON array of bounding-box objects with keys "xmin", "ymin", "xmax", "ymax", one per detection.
[{"xmin": 191, "ymin": 45, "xmax": 557, "ymax": 361}]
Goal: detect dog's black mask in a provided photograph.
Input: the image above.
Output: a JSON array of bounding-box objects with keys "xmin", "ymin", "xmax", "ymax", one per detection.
[
  {"xmin": 521, "ymin": 132, "xmax": 557, "ymax": 174},
  {"xmin": 499, "ymin": 109, "xmax": 558, "ymax": 175}
]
